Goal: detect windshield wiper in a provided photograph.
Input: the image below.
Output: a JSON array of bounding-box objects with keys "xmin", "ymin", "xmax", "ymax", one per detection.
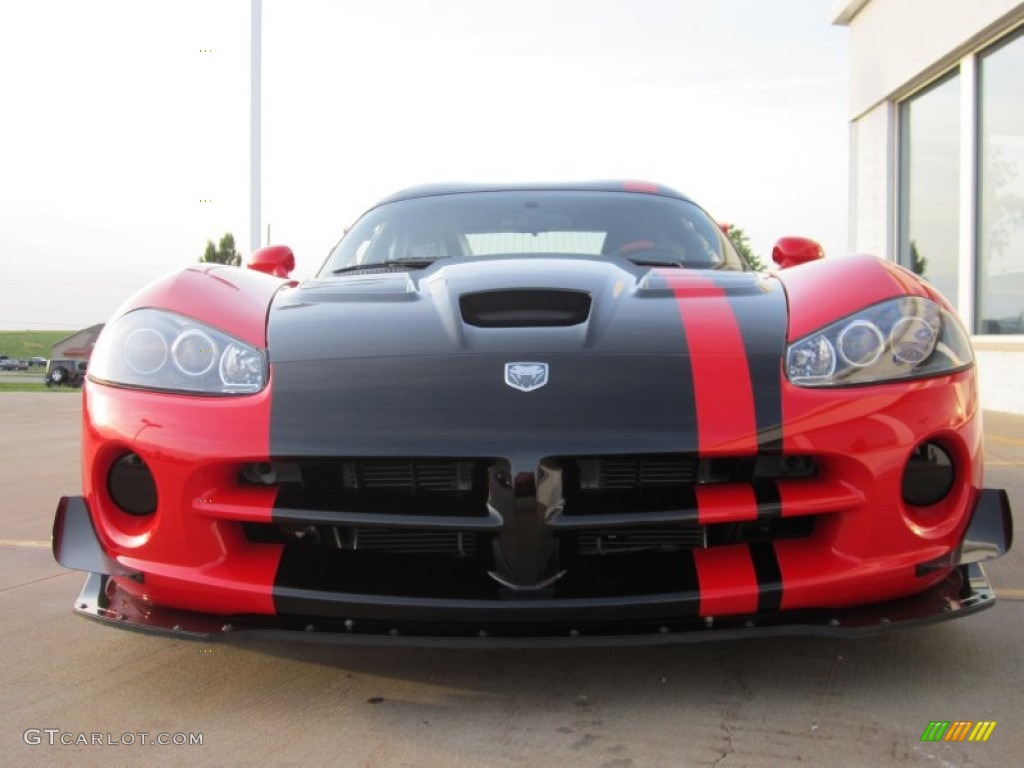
[
  {"xmin": 625, "ymin": 257, "xmax": 685, "ymax": 268},
  {"xmin": 332, "ymin": 259, "xmax": 438, "ymax": 275}
]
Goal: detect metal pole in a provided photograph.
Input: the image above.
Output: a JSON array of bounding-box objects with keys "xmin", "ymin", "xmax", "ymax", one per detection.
[{"xmin": 250, "ymin": 0, "xmax": 262, "ymax": 255}]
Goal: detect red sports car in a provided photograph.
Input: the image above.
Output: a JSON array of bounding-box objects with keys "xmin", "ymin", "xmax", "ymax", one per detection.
[{"xmin": 53, "ymin": 181, "xmax": 1012, "ymax": 645}]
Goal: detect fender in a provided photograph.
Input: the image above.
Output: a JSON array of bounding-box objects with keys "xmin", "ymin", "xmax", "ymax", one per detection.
[
  {"xmin": 776, "ymin": 254, "xmax": 937, "ymax": 341},
  {"xmin": 107, "ymin": 265, "xmax": 294, "ymax": 348}
]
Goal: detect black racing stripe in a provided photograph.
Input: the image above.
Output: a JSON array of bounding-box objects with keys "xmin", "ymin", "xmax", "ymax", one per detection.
[
  {"xmin": 753, "ymin": 481, "xmax": 782, "ymax": 520},
  {"xmin": 641, "ymin": 269, "xmax": 699, "ymax": 451},
  {"xmin": 275, "ymin": 541, "xmax": 327, "ymax": 594},
  {"xmin": 268, "ymin": 268, "xmax": 700, "ymax": 458},
  {"xmin": 750, "ymin": 542, "xmax": 783, "ymax": 613},
  {"xmin": 677, "ymin": 550, "xmax": 700, "ymax": 617},
  {"xmin": 711, "ymin": 274, "xmax": 788, "ymax": 451},
  {"xmin": 270, "ymin": 545, "xmax": 704, "ymax": 622}
]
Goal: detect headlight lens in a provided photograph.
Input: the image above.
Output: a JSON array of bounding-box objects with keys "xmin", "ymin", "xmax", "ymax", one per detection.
[
  {"xmin": 90, "ymin": 309, "xmax": 266, "ymax": 394},
  {"xmin": 171, "ymin": 328, "xmax": 217, "ymax": 377},
  {"xmin": 786, "ymin": 297, "xmax": 972, "ymax": 387}
]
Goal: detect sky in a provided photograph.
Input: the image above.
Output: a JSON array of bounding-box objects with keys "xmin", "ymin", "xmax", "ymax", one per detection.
[{"xmin": 0, "ymin": 0, "xmax": 850, "ymax": 331}]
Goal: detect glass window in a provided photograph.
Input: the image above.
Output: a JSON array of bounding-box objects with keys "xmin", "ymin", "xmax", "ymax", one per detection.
[
  {"xmin": 320, "ymin": 191, "xmax": 745, "ymax": 274},
  {"xmin": 978, "ymin": 29, "xmax": 1024, "ymax": 335},
  {"xmin": 466, "ymin": 231, "xmax": 606, "ymax": 256},
  {"xmin": 898, "ymin": 71, "xmax": 961, "ymax": 309}
]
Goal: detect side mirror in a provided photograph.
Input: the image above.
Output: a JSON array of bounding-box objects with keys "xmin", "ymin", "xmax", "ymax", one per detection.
[
  {"xmin": 772, "ymin": 237, "xmax": 824, "ymax": 269},
  {"xmin": 248, "ymin": 245, "xmax": 295, "ymax": 278}
]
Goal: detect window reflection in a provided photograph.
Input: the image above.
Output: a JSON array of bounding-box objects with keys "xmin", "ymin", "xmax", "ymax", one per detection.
[
  {"xmin": 978, "ymin": 30, "xmax": 1024, "ymax": 335},
  {"xmin": 898, "ymin": 72, "xmax": 960, "ymax": 310}
]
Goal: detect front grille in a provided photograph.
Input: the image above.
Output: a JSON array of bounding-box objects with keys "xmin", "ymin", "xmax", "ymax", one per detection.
[
  {"xmin": 577, "ymin": 456, "xmax": 699, "ymax": 490},
  {"xmin": 556, "ymin": 454, "xmax": 817, "ymax": 517},
  {"xmin": 244, "ymin": 523, "xmax": 479, "ymax": 557},
  {"xmin": 239, "ymin": 452, "xmax": 819, "ymax": 602},
  {"xmin": 350, "ymin": 460, "xmax": 474, "ymax": 492},
  {"xmin": 242, "ymin": 458, "xmax": 493, "ymax": 517},
  {"xmin": 576, "ymin": 525, "xmax": 705, "ymax": 555},
  {"xmin": 560, "ymin": 455, "xmax": 701, "ymax": 516},
  {"xmin": 354, "ymin": 528, "xmax": 478, "ymax": 556}
]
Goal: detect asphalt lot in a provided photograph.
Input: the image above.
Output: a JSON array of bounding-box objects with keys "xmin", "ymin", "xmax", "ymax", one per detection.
[{"xmin": 1, "ymin": 392, "xmax": 1021, "ymax": 767}]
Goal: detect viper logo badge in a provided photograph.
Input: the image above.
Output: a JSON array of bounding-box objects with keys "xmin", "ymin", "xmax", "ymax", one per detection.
[{"xmin": 505, "ymin": 362, "xmax": 549, "ymax": 392}]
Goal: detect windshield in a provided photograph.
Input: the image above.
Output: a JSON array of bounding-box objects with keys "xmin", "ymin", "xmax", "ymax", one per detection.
[{"xmin": 319, "ymin": 190, "xmax": 747, "ymax": 274}]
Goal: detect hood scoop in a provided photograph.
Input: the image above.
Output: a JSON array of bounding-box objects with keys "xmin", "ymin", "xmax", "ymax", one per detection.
[{"xmin": 459, "ymin": 289, "xmax": 592, "ymax": 328}]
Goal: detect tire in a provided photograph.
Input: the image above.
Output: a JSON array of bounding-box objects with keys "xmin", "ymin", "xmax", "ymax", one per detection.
[{"xmin": 48, "ymin": 367, "xmax": 67, "ymax": 384}]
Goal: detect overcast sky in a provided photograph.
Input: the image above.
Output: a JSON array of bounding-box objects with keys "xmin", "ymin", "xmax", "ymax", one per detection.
[{"xmin": 0, "ymin": 0, "xmax": 849, "ymax": 331}]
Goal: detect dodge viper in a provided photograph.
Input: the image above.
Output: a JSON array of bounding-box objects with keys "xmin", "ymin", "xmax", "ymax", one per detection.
[{"xmin": 53, "ymin": 181, "xmax": 1013, "ymax": 645}]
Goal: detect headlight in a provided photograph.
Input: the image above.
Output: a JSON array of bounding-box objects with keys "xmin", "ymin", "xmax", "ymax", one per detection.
[
  {"xmin": 90, "ymin": 309, "xmax": 266, "ymax": 394},
  {"xmin": 786, "ymin": 297, "xmax": 972, "ymax": 387}
]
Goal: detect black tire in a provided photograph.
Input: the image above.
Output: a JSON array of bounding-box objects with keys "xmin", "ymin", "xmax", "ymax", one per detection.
[{"xmin": 48, "ymin": 367, "xmax": 67, "ymax": 384}]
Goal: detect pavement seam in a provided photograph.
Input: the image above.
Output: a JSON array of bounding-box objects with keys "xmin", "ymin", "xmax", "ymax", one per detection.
[
  {"xmin": 0, "ymin": 570, "xmax": 76, "ymax": 594},
  {"xmin": 0, "ymin": 539, "xmax": 50, "ymax": 548},
  {"xmin": 986, "ymin": 434, "xmax": 1024, "ymax": 448}
]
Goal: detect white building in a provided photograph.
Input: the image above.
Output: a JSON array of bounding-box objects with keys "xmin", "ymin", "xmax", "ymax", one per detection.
[{"xmin": 834, "ymin": 0, "xmax": 1024, "ymax": 413}]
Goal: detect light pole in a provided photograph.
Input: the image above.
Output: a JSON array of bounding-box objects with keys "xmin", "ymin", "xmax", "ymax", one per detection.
[{"xmin": 250, "ymin": 0, "xmax": 262, "ymax": 253}]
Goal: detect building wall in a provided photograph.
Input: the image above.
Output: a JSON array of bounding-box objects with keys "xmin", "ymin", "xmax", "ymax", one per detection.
[
  {"xmin": 976, "ymin": 347, "xmax": 1024, "ymax": 414},
  {"xmin": 848, "ymin": 103, "xmax": 893, "ymax": 259},
  {"xmin": 843, "ymin": 0, "xmax": 1024, "ymax": 118},
  {"xmin": 837, "ymin": 0, "xmax": 1024, "ymax": 414}
]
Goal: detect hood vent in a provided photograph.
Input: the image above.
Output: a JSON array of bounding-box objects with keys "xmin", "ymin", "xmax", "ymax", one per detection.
[{"xmin": 460, "ymin": 289, "xmax": 592, "ymax": 328}]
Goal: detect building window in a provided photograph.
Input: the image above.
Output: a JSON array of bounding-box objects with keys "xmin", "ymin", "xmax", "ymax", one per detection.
[
  {"xmin": 898, "ymin": 71, "xmax": 961, "ymax": 310},
  {"xmin": 977, "ymin": 29, "xmax": 1024, "ymax": 335}
]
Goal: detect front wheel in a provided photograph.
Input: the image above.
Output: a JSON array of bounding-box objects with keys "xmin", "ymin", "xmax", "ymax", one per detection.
[{"xmin": 48, "ymin": 367, "xmax": 67, "ymax": 385}]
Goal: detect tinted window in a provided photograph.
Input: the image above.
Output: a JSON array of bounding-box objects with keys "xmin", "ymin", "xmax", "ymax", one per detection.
[
  {"xmin": 977, "ymin": 30, "xmax": 1024, "ymax": 335},
  {"xmin": 898, "ymin": 71, "xmax": 960, "ymax": 308},
  {"xmin": 319, "ymin": 191, "xmax": 745, "ymax": 274}
]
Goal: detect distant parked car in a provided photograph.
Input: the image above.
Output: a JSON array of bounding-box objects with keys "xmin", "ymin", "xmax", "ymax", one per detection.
[
  {"xmin": 45, "ymin": 359, "xmax": 87, "ymax": 386},
  {"xmin": 0, "ymin": 359, "xmax": 28, "ymax": 371},
  {"xmin": 28, "ymin": 357, "xmax": 47, "ymax": 367}
]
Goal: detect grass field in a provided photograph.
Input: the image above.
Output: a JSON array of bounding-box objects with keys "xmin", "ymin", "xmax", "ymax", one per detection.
[
  {"xmin": 0, "ymin": 330, "xmax": 74, "ymax": 360},
  {"xmin": 0, "ymin": 382, "xmax": 78, "ymax": 393}
]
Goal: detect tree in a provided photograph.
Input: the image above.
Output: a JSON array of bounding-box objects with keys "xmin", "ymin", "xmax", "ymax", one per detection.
[
  {"xmin": 199, "ymin": 232, "xmax": 241, "ymax": 266},
  {"xmin": 725, "ymin": 225, "xmax": 767, "ymax": 271},
  {"xmin": 981, "ymin": 143, "xmax": 1024, "ymax": 272},
  {"xmin": 909, "ymin": 241, "xmax": 928, "ymax": 278}
]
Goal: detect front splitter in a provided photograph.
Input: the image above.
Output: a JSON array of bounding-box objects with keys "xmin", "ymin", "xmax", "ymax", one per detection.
[{"xmin": 69, "ymin": 563, "xmax": 997, "ymax": 648}]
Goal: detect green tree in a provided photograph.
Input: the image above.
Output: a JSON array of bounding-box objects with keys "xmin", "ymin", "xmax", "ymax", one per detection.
[
  {"xmin": 199, "ymin": 232, "xmax": 241, "ymax": 266},
  {"xmin": 909, "ymin": 241, "xmax": 928, "ymax": 278},
  {"xmin": 726, "ymin": 225, "xmax": 767, "ymax": 271}
]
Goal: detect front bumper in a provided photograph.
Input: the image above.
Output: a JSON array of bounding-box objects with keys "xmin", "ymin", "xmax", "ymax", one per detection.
[
  {"xmin": 60, "ymin": 563, "xmax": 1000, "ymax": 648},
  {"xmin": 53, "ymin": 488, "xmax": 1013, "ymax": 647}
]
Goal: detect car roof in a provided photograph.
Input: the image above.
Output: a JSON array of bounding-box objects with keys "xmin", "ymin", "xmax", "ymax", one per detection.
[{"xmin": 376, "ymin": 180, "xmax": 692, "ymax": 206}]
